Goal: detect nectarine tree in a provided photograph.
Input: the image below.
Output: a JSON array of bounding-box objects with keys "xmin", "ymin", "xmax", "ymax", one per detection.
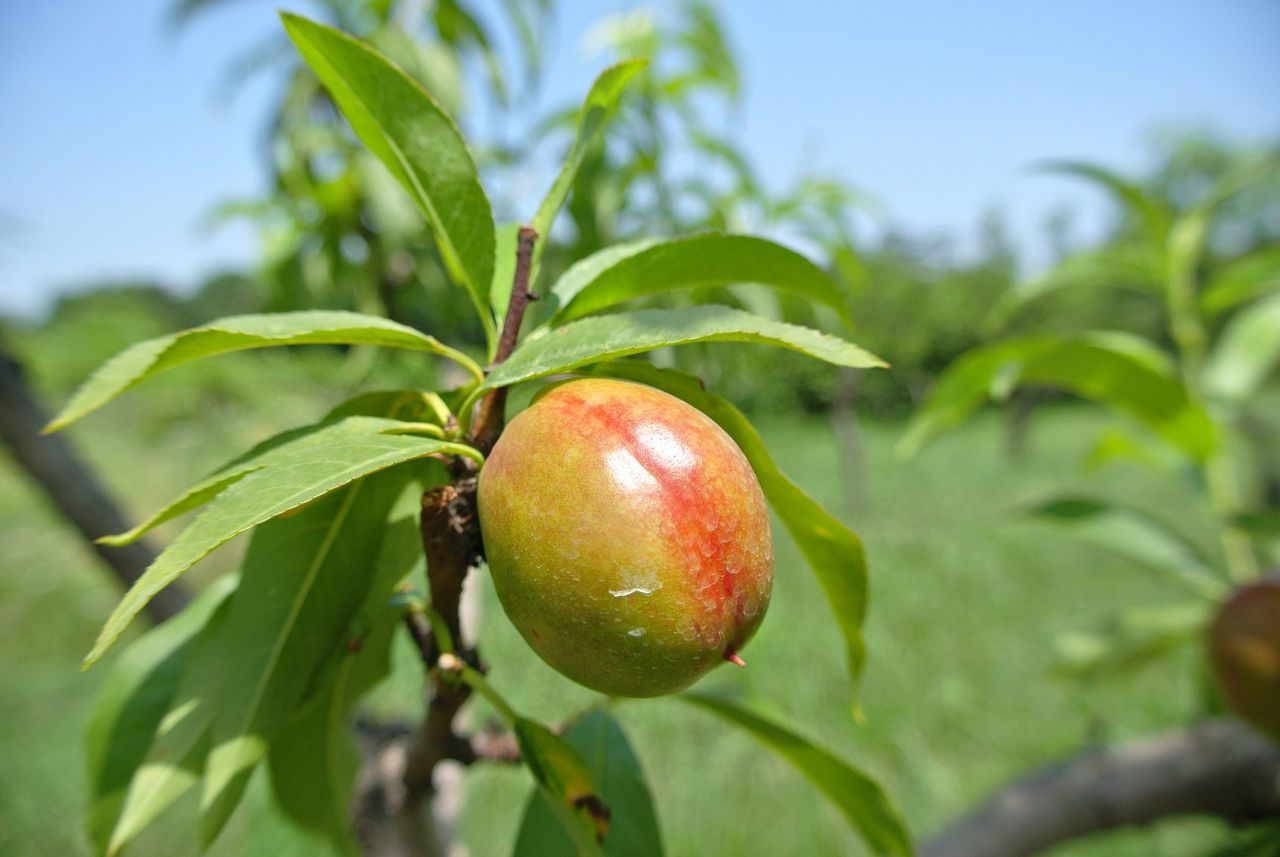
[{"xmin": 53, "ymin": 14, "xmax": 910, "ymax": 857}]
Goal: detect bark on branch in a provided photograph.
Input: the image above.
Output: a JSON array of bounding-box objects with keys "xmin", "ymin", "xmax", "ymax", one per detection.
[
  {"xmin": 468, "ymin": 226, "xmax": 538, "ymax": 455},
  {"xmin": 0, "ymin": 347, "xmax": 189, "ymax": 622},
  {"xmin": 360, "ymin": 227, "xmax": 539, "ymax": 856},
  {"xmin": 921, "ymin": 719, "xmax": 1280, "ymax": 857}
]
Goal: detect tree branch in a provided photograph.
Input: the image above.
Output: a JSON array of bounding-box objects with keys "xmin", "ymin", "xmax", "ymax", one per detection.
[
  {"xmin": 402, "ymin": 482, "xmax": 484, "ymax": 791},
  {"xmin": 921, "ymin": 719, "xmax": 1280, "ymax": 857},
  {"xmin": 371, "ymin": 228, "xmax": 541, "ymax": 855},
  {"xmin": 468, "ymin": 225, "xmax": 538, "ymax": 455},
  {"xmin": 0, "ymin": 346, "xmax": 189, "ymax": 623},
  {"xmin": 494, "ymin": 226, "xmax": 540, "ymax": 366}
]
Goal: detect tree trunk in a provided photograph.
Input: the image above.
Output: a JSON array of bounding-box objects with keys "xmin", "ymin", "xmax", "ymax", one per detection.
[{"xmin": 0, "ymin": 347, "xmax": 189, "ymax": 622}]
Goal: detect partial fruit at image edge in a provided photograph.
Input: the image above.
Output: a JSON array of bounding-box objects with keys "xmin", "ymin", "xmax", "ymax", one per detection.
[
  {"xmin": 477, "ymin": 378, "xmax": 774, "ymax": 697},
  {"xmin": 1210, "ymin": 573, "xmax": 1280, "ymax": 742}
]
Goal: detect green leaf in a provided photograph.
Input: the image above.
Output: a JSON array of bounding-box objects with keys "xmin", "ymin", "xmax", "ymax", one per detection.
[
  {"xmin": 514, "ymin": 718, "xmax": 608, "ymax": 855},
  {"xmin": 83, "ymin": 417, "xmax": 477, "ymax": 668},
  {"xmin": 105, "ymin": 590, "xmax": 239, "ymax": 856},
  {"xmin": 1203, "ymin": 295, "xmax": 1280, "ymax": 404},
  {"xmin": 491, "ymin": 223, "xmax": 522, "ymax": 325},
  {"xmin": 1201, "ymin": 244, "xmax": 1280, "ymax": 318},
  {"xmin": 1053, "ymin": 602, "xmax": 1210, "ymax": 680},
  {"xmin": 547, "ymin": 234, "xmax": 851, "ymax": 325},
  {"xmin": 483, "ymin": 305, "xmax": 884, "ymax": 392},
  {"xmin": 1165, "ymin": 159, "xmax": 1277, "ymax": 326},
  {"xmin": 581, "ymin": 361, "xmax": 871, "ymax": 706},
  {"xmin": 900, "ymin": 332, "xmax": 1215, "ymax": 461},
  {"xmin": 281, "ymin": 14, "xmax": 497, "ymax": 340},
  {"xmin": 103, "ymin": 396, "xmax": 450, "ymax": 550},
  {"xmin": 85, "ymin": 577, "xmax": 237, "ymax": 856},
  {"xmin": 197, "ymin": 468, "xmax": 419, "ymax": 845},
  {"xmin": 1026, "ymin": 495, "xmax": 1226, "ymax": 597},
  {"xmin": 46, "ymin": 311, "xmax": 480, "ymax": 431},
  {"xmin": 324, "ymin": 389, "xmax": 452, "ymax": 424},
  {"xmin": 984, "ymin": 244, "xmax": 1162, "ymax": 332},
  {"xmin": 514, "ymin": 710, "xmax": 663, "ymax": 857},
  {"xmin": 1232, "ymin": 508, "xmax": 1280, "ymax": 539},
  {"xmin": 1081, "ymin": 426, "xmax": 1176, "ymax": 472},
  {"xmin": 266, "ymin": 483, "xmax": 424, "ymax": 852},
  {"xmin": 433, "ymin": 0, "xmax": 509, "ymax": 105},
  {"xmin": 681, "ymin": 693, "xmax": 912, "ymax": 857},
  {"xmin": 1038, "ymin": 160, "xmax": 1170, "ymax": 244},
  {"xmin": 530, "ymin": 60, "xmax": 647, "ymax": 282}
]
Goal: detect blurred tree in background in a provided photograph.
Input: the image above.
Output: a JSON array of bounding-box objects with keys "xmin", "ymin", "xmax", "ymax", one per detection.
[{"xmin": 11, "ymin": 2, "xmax": 1271, "ymax": 425}]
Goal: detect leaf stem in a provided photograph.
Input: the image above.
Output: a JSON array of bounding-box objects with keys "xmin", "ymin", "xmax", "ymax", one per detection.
[
  {"xmin": 439, "ymin": 654, "xmax": 519, "ymax": 726},
  {"xmin": 379, "ymin": 421, "xmax": 446, "ymax": 439},
  {"xmin": 419, "ymin": 392, "xmax": 454, "ymax": 426},
  {"xmin": 439, "ymin": 344, "xmax": 487, "ymax": 385},
  {"xmin": 1165, "ymin": 215, "xmax": 1258, "ymax": 582},
  {"xmin": 422, "ymin": 604, "xmax": 455, "ymax": 655}
]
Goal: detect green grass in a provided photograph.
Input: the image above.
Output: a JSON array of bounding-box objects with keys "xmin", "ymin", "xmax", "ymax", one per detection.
[{"xmin": 0, "ymin": 361, "xmax": 1236, "ymax": 856}]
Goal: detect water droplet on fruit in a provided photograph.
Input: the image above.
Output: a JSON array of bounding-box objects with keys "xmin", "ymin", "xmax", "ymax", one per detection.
[
  {"xmin": 610, "ymin": 569, "xmax": 661, "ymax": 598},
  {"xmin": 609, "ymin": 584, "xmax": 660, "ymax": 598}
]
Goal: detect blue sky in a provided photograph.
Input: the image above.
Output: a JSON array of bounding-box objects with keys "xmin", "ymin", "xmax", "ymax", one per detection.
[{"xmin": 1, "ymin": 0, "xmax": 1277, "ymax": 318}]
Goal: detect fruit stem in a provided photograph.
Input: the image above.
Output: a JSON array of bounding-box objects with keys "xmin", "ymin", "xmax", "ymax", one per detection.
[{"xmin": 724, "ymin": 648, "xmax": 747, "ymax": 668}]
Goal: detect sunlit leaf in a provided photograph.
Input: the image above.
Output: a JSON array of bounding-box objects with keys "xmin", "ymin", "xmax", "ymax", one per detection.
[
  {"xmin": 83, "ymin": 417, "xmax": 476, "ymax": 668},
  {"xmin": 1038, "ymin": 160, "xmax": 1170, "ymax": 244},
  {"xmin": 282, "ymin": 15, "xmax": 497, "ymax": 340},
  {"xmin": 1081, "ymin": 426, "xmax": 1179, "ymax": 473},
  {"xmin": 265, "ymin": 483, "xmax": 423, "ymax": 850},
  {"xmin": 985, "ymin": 244, "xmax": 1162, "ymax": 332},
  {"xmin": 547, "ymin": 234, "xmax": 851, "ymax": 325},
  {"xmin": 1203, "ymin": 295, "xmax": 1280, "ymax": 404},
  {"xmin": 1026, "ymin": 495, "xmax": 1226, "ymax": 597},
  {"xmin": 1201, "ymin": 244, "xmax": 1280, "ymax": 318},
  {"xmin": 530, "ymin": 60, "xmax": 648, "ymax": 281},
  {"xmin": 85, "ymin": 578, "xmax": 237, "ymax": 856},
  {"xmin": 515, "ymin": 718, "xmax": 608, "ymax": 856},
  {"xmin": 46, "ymin": 311, "xmax": 478, "ymax": 431},
  {"xmin": 900, "ymin": 332, "xmax": 1215, "ymax": 461},
  {"xmin": 514, "ymin": 709, "xmax": 663, "ymax": 857},
  {"xmin": 105, "ymin": 591, "xmax": 239, "ymax": 856},
  {"xmin": 1167, "ymin": 156, "xmax": 1277, "ymax": 322},
  {"xmin": 490, "ymin": 223, "xmax": 523, "ymax": 325},
  {"xmin": 483, "ymin": 305, "xmax": 884, "ymax": 391},
  {"xmin": 433, "ymin": 0, "xmax": 509, "ymax": 105},
  {"xmin": 197, "ymin": 469, "xmax": 419, "ymax": 845},
  {"xmin": 682, "ymin": 693, "xmax": 912, "ymax": 857},
  {"xmin": 1054, "ymin": 602, "xmax": 1210, "ymax": 680}
]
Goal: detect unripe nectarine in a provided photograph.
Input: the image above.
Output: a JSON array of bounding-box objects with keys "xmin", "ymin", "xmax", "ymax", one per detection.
[{"xmin": 477, "ymin": 378, "xmax": 773, "ymax": 697}]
